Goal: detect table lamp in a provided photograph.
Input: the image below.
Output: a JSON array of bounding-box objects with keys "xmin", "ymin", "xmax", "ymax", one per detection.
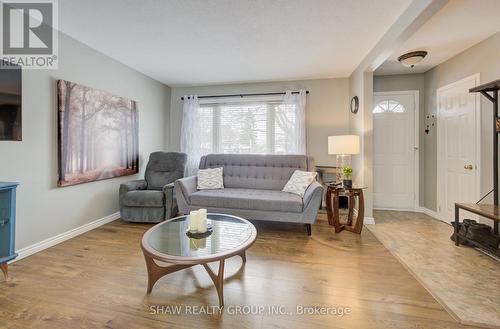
[{"xmin": 328, "ymin": 135, "xmax": 360, "ymax": 186}]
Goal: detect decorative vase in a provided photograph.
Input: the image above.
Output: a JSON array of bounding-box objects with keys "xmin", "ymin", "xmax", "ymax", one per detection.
[{"xmin": 343, "ymin": 179, "xmax": 352, "ymax": 188}]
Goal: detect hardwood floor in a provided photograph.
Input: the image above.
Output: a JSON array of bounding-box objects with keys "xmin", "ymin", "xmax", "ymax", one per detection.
[{"xmin": 0, "ymin": 213, "xmax": 482, "ymax": 329}]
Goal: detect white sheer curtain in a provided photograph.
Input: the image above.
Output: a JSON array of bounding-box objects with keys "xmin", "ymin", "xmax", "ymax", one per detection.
[
  {"xmin": 180, "ymin": 95, "xmax": 202, "ymax": 176},
  {"xmin": 180, "ymin": 90, "xmax": 307, "ymax": 175},
  {"xmin": 281, "ymin": 89, "xmax": 306, "ymax": 154}
]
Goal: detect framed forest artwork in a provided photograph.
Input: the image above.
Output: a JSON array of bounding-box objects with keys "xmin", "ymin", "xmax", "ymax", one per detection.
[{"xmin": 57, "ymin": 80, "xmax": 139, "ymax": 187}]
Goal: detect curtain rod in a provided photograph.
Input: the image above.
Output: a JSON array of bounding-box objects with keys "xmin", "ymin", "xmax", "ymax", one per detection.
[{"xmin": 181, "ymin": 90, "xmax": 309, "ymax": 100}]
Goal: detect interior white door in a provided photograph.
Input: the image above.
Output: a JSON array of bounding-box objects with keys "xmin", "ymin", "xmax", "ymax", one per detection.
[
  {"xmin": 373, "ymin": 92, "xmax": 416, "ymax": 210},
  {"xmin": 437, "ymin": 75, "xmax": 479, "ymax": 222}
]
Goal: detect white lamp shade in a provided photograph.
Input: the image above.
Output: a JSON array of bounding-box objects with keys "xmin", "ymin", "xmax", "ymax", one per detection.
[{"xmin": 328, "ymin": 135, "xmax": 360, "ymax": 155}]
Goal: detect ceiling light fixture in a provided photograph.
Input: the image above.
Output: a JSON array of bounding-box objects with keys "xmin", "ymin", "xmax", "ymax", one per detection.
[{"xmin": 398, "ymin": 51, "xmax": 428, "ymax": 68}]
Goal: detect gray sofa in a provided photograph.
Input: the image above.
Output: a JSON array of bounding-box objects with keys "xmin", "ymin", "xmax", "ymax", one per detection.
[
  {"xmin": 120, "ymin": 152, "xmax": 187, "ymax": 223},
  {"xmin": 174, "ymin": 154, "xmax": 323, "ymax": 235}
]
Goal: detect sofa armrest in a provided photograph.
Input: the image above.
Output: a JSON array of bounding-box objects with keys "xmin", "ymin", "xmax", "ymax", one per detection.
[
  {"xmin": 304, "ymin": 181, "xmax": 323, "ymax": 207},
  {"xmin": 174, "ymin": 176, "xmax": 197, "ymax": 214},
  {"xmin": 119, "ymin": 179, "xmax": 147, "ymax": 205}
]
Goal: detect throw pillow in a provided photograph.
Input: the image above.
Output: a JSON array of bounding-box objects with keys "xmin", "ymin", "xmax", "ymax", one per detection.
[
  {"xmin": 282, "ymin": 170, "xmax": 317, "ymax": 197},
  {"xmin": 197, "ymin": 167, "xmax": 224, "ymax": 190}
]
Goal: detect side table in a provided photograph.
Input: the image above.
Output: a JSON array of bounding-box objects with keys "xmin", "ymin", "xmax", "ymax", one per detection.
[
  {"xmin": 326, "ymin": 185, "xmax": 366, "ymax": 234},
  {"xmin": 0, "ymin": 182, "xmax": 19, "ymax": 281}
]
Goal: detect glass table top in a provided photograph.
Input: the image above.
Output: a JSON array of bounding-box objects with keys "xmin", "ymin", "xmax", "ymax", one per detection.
[{"xmin": 145, "ymin": 213, "xmax": 256, "ymax": 258}]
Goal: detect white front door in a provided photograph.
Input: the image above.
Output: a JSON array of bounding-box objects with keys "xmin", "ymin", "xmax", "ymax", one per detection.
[
  {"xmin": 373, "ymin": 92, "xmax": 417, "ymax": 210},
  {"xmin": 437, "ymin": 75, "xmax": 480, "ymax": 222}
]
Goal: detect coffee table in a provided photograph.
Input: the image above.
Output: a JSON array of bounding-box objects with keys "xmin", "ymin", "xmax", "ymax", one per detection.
[{"xmin": 141, "ymin": 213, "xmax": 257, "ymax": 307}]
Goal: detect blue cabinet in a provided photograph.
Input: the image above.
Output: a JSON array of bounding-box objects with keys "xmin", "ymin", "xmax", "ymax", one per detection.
[{"xmin": 0, "ymin": 182, "xmax": 18, "ymax": 280}]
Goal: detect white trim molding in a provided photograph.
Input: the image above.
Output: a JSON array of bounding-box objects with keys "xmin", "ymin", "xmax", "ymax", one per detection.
[
  {"xmin": 374, "ymin": 207, "xmax": 420, "ymax": 212},
  {"xmin": 364, "ymin": 217, "xmax": 375, "ymax": 225},
  {"xmin": 418, "ymin": 207, "xmax": 440, "ymax": 220},
  {"xmin": 12, "ymin": 212, "xmax": 120, "ymax": 263},
  {"xmin": 373, "ymin": 207, "xmax": 439, "ymax": 221}
]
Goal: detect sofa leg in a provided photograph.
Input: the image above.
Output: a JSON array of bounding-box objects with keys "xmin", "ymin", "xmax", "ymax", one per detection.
[{"xmin": 305, "ymin": 224, "xmax": 311, "ymax": 236}]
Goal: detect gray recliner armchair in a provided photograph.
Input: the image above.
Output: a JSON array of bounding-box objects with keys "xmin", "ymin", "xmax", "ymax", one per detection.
[{"xmin": 120, "ymin": 152, "xmax": 187, "ymax": 223}]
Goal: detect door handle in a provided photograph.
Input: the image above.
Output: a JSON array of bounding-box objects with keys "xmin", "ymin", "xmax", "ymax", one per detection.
[{"xmin": 464, "ymin": 164, "xmax": 473, "ymax": 170}]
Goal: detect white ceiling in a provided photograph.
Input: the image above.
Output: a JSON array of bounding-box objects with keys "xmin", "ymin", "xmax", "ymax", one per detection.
[
  {"xmin": 59, "ymin": 0, "xmax": 412, "ymax": 86},
  {"xmin": 375, "ymin": 0, "xmax": 500, "ymax": 76}
]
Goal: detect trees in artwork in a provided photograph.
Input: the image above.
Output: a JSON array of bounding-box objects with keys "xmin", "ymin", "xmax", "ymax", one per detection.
[{"xmin": 57, "ymin": 80, "xmax": 139, "ymax": 186}]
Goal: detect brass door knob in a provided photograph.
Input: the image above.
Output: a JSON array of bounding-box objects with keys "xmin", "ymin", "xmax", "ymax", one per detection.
[{"xmin": 464, "ymin": 164, "xmax": 473, "ymax": 170}]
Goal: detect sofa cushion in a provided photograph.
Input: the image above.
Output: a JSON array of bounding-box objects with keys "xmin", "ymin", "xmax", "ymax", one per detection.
[
  {"xmin": 197, "ymin": 167, "xmax": 224, "ymax": 190},
  {"xmin": 122, "ymin": 190, "xmax": 164, "ymax": 207},
  {"xmin": 190, "ymin": 188, "xmax": 303, "ymax": 213},
  {"xmin": 198, "ymin": 154, "xmax": 310, "ymax": 190},
  {"xmin": 283, "ymin": 170, "xmax": 317, "ymax": 197}
]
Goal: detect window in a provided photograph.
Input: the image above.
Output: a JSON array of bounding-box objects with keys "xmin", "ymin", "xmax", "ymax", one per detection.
[
  {"xmin": 373, "ymin": 100, "xmax": 406, "ymax": 113},
  {"xmin": 180, "ymin": 91, "xmax": 307, "ymax": 175},
  {"xmin": 199, "ymin": 99, "xmax": 301, "ymax": 154}
]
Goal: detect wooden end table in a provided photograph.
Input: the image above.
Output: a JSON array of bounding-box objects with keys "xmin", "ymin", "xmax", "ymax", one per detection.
[{"xmin": 326, "ymin": 185, "xmax": 366, "ymax": 234}]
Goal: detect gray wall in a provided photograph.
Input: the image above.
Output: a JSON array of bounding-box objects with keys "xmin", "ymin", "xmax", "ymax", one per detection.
[
  {"xmin": 169, "ymin": 78, "xmax": 350, "ymax": 166},
  {"xmin": 0, "ymin": 33, "xmax": 171, "ymax": 250},
  {"xmin": 349, "ymin": 69, "xmax": 374, "ymax": 218},
  {"xmin": 424, "ymin": 31, "xmax": 500, "ymax": 211},
  {"xmin": 373, "ymin": 74, "xmax": 425, "ymax": 207}
]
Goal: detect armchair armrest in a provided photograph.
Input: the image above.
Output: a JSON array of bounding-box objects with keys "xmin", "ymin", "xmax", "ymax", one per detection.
[
  {"xmin": 119, "ymin": 179, "xmax": 147, "ymax": 205},
  {"xmin": 174, "ymin": 176, "xmax": 197, "ymax": 215},
  {"xmin": 162, "ymin": 182, "xmax": 176, "ymax": 219},
  {"xmin": 121, "ymin": 179, "xmax": 147, "ymax": 191},
  {"xmin": 303, "ymin": 181, "xmax": 324, "ymax": 209},
  {"xmin": 162, "ymin": 182, "xmax": 175, "ymax": 192}
]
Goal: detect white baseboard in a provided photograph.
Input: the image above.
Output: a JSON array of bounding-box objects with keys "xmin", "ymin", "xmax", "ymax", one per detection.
[
  {"xmin": 418, "ymin": 207, "xmax": 440, "ymax": 220},
  {"xmin": 373, "ymin": 207, "xmax": 420, "ymax": 212},
  {"xmin": 372, "ymin": 207, "xmax": 441, "ymax": 222},
  {"xmin": 373, "ymin": 206, "xmax": 440, "ymax": 221},
  {"xmin": 13, "ymin": 212, "xmax": 120, "ymax": 263},
  {"xmin": 364, "ymin": 217, "xmax": 375, "ymax": 225}
]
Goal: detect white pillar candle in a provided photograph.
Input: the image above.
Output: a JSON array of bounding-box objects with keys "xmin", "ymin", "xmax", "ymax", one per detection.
[
  {"xmin": 198, "ymin": 209, "xmax": 208, "ymax": 233},
  {"xmin": 198, "ymin": 217, "xmax": 207, "ymax": 233},
  {"xmin": 189, "ymin": 210, "xmax": 200, "ymax": 232}
]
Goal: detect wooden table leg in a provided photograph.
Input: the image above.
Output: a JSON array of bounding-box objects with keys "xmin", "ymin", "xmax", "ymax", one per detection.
[
  {"xmin": 203, "ymin": 259, "xmax": 225, "ymax": 308},
  {"xmin": 0, "ymin": 263, "xmax": 7, "ymax": 280},
  {"xmin": 143, "ymin": 251, "xmax": 192, "ymax": 294},
  {"xmin": 347, "ymin": 193, "xmax": 354, "ymax": 226},
  {"xmin": 239, "ymin": 251, "xmax": 246, "ymax": 263},
  {"xmin": 351, "ymin": 190, "xmax": 364, "ymax": 234},
  {"xmin": 332, "ymin": 189, "xmax": 344, "ymax": 233},
  {"xmin": 326, "ymin": 187, "xmax": 334, "ymax": 225},
  {"xmin": 343, "ymin": 190, "xmax": 365, "ymax": 234},
  {"xmin": 454, "ymin": 205, "xmax": 460, "ymax": 246}
]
